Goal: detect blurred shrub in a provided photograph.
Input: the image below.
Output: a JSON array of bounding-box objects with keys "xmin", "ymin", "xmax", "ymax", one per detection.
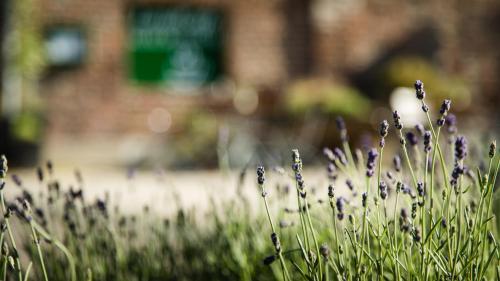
[
  {"xmin": 172, "ymin": 111, "xmax": 219, "ymax": 168},
  {"xmin": 11, "ymin": 111, "xmax": 43, "ymax": 143},
  {"xmin": 381, "ymin": 56, "xmax": 471, "ymax": 109},
  {"xmin": 284, "ymin": 79, "xmax": 371, "ymax": 119}
]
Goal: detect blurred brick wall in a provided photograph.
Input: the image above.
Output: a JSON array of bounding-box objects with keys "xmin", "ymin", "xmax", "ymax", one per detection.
[
  {"xmin": 37, "ymin": 0, "xmax": 287, "ymax": 138},
  {"xmin": 36, "ymin": 0, "xmax": 500, "ymax": 140}
]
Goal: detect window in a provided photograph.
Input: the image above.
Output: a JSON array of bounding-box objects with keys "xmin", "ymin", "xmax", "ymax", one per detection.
[
  {"xmin": 44, "ymin": 26, "xmax": 86, "ymax": 67},
  {"xmin": 128, "ymin": 7, "xmax": 223, "ymax": 88}
]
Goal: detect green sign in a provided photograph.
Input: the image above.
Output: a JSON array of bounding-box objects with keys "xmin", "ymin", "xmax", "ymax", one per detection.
[{"xmin": 129, "ymin": 7, "xmax": 223, "ymax": 87}]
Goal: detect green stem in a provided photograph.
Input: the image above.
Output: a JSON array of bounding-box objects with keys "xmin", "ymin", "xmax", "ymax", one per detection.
[
  {"xmin": 480, "ymin": 156, "xmax": 500, "ymax": 273},
  {"xmin": 2, "ymin": 255, "xmax": 7, "ymax": 281},
  {"xmin": 331, "ymin": 202, "xmax": 343, "ymax": 271},
  {"xmin": 29, "ymin": 221, "xmax": 49, "ymax": 281},
  {"xmin": 0, "ymin": 190, "xmax": 23, "ymax": 281},
  {"xmin": 358, "ymin": 176, "xmax": 371, "ymax": 276},
  {"xmin": 260, "ymin": 183, "xmax": 291, "ymax": 281},
  {"xmin": 304, "ymin": 199, "xmax": 323, "ymax": 280},
  {"xmin": 32, "ymin": 221, "xmax": 77, "ymax": 281},
  {"xmin": 393, "ymin": 192, "xmax": 400, "ymax": 280},
  {"xmin": 22, "ymin": 262, "xmax": 32, "ymax": 281},
  {"xmin": 398, "ymin": 130, "xmax": 418, "ymax": 189},
  {"xmin": 376, "ymin": 146, "xmax": 384, "ymax": 279}
]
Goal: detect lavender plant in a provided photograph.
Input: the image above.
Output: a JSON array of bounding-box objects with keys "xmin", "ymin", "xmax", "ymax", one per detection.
[
  {"xmin": 0, "ymin": 81, "xmax": 497, "ymax": 281},
  {"xmin": 258, "ymin": 80, "xmax": 500, "ymax": 280}
]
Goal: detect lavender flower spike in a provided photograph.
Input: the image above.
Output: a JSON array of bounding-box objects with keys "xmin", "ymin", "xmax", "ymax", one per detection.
[
  {"xmin": 393, "ymin": 110, "xmax": 403, "ymax": 130},
  {"xmin": 406, "ymin": 132, "xmax": 418, "ymax": 146},
  {"xmin": 439, "ymin": 99, "xmax": 451, "ymax": 115},
  {"xmin": 292, "ymin": 149, "xmax": 303, "ymax": 172},
  {"xmin": 366, "ymin": 148, "xmax": 379, "ymax": 177},
  {"xmin": 393, "ymin": 155, "xmax": 402, "ymax": 172},
  {"xmin": 257, "ymin": 166, "xmax": 265, "ymax": 185},
  {"xmin": 336, "ymin": 197, "xmax": 345, "ymax": 220},
  {"xmin": 336, "ymin": 116, "xmax": 348, "ymax": 142},
  {"xmin": 379, "ymin": 181, "xmax": 388, "ymax": 200},
  {"xmin": 362, "ymin": 192, "xmax": 367, "ymax": 207},
  {"xmin": 323, "ymin": 147, "xmax": 335, "ymax": 161},
  {"xmin": 454, "ymin": 136, "xmax": 468, "ymax": 161},
  {"xmin": 437, "ymin": 99, "xmax": 451, "ymax": 127},
  {"xmin": 334, "ymin": 148, "xmax": 348, "ymax": 165},
  {"xmin": 489, "ymin": 141, "xmax": 496, "ymax": 159},
  {"xmin": 414, "ymin": 80, "xmax": 426, "ymax": 100},
  {"xmin": 415, "ymin": 124, "xmax": 425, "ymax": 136},
  {"xmin": 445, "ymin": 114, "xmax": 457, "ymax": 134},
  {"xmin": 424, "ymin": 131, "xmax": 432, "ymax": 152},
  {"xmin": 380, "ymin": 120, "xmax": 389, "ymax": 137},
  {"xmin": 417, "ymin": 182, "xmax": 425, "ymax": 197}
]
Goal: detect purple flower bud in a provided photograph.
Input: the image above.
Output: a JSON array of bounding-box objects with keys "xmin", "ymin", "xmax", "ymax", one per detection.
[
  {"xmin": 437, "ymin": 117, "xmax": 445, "ymax": 127},
  {"xmin": 413, "ymin": 228, "xmax": 421, "ymax": 242},
  {"xmin": 393, "ymin": 155, "xmax": 402, "ymax": 172},
  {"xmin": 422, "ymin": 104, "xmax": 429, "ymax": 112},
  {"xmin": 46, "ymin": 160, "xmax": 54, "ymax": 175},
  {"xmin": 346, "ymin": 179, "xmax": 354, "ymax": 191},
  {"xmin": 396, "ymin": 181, "xmax": 403, "ymax": 193},
  {"xmin": 11, "ymin": 175, "xmax": 22, "ymax": 187},
  {"xmin": 323, "ymin": 148, "xmax": 335, "ymax": 161},
  {"xmin": 334, "ymin": 148, "xmax": 348, "ymax": 165},
  {"xmin": 257, "ymin": 166, "xmax": 266, "ymax": 185},
  {"xmin": 411, "ymin": 202, "xmax": 418, "ymax": 218},
  {"xmin": 336, "ymin": 116, "xmax": 348, "ymax": 142},
  {"xmin": 327, "ymin": 163, "xmax": 337, "ymax": 181},
  {"xmin": 489, "ymin": 141, "xmax": 496, "ymax": 159},
  {"xmin": 450, "ymin": 164, "xmax": 464, "ymax": 186},
  {"xmin": 441, "ymin": 217, "xmax": 447, "ymax": 228},
  {"xmin": 366, "ymin": 148, "xmax": 379, "ymax": 177},
  {"xmin": 336, "ymin": 197, "xmax": 345, "ymax": 216},
  {"xmin": 424, "ymin": 131, "xmax": 432, "ymax": 152},
  {"xmin": 320, "ymin": 244, "xmax": 330, "ymax": 259},
  {"xmin": 405, "ymin": 132, "xmax": 418, "ymax": 146},
  {"xmin": 400, "ymin": 208, "xmax": 408, "ymax": 219},
  {"xmin": 445, "ymin": 114, "xmax": 457, "ymax": 134},
  {"xmin": 335, "ymin": 116, "xmax": 346, "ymax": 131},
  {"xmin": 454, "ymin": 136, "xmax": 467, "ymax": 160},
  {"xmin": 414, "ymin": 80, "xmax": 425, "ymax": 100},
  {"xmin": 328, "ymin": 184, "xmax": 334, "ymax": 198},
  {"xmin": 415, "ymin": 124, "xmax": 425, "ymax": 136},
  {"xmin": 417, "ymin": 182, "xmax": 425, "ymax": 197},
  {"xmin": 362, "ymin": 192, "xmax": 367, "ymax": 207},
  {"xmin": 292, "ymin": 149, "xmax": 303, "ymax": 172},
  {"xmin": 36, "ymin": 167, "xmax": 44, "ymax": 182},
  {"xmin": 414, "ymin": 80, "xmax": 424, "ymax": 91},
  {"xmin": 393, "ymin": 111, "xmax": 403, "ymax": 130},
  {"xmin": 263, "ymin": 255, "xmax": 276, "ymax": 265},
  {"xmin": 379, "ymin": 181, "xmax": 388, "ymax": 200},
  {"xmin": 439, "ymin": 99, "xmax": 451, "ymax": 115},
  {"xmin": 379, "ymin": 120, "xmax": 389, "ymax": 137},
  {"xmin": 271, "ymin": 232, "xmax": 281, "ymax": 252}
]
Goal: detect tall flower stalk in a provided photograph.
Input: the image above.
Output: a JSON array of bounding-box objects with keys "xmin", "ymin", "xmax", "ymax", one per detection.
[{"xmin": 257, "ymin": 166, "xmax": 291, "ymax": 281}]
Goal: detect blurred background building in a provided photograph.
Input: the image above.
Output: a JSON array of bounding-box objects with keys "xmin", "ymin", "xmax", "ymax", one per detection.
[{"xmin": 1, "ymin": 0, "xmax": 499, "ymax": 168}]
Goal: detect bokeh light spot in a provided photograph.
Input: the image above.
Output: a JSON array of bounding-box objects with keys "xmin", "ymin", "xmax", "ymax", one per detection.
[{"xmin": 147, "ymin": 108, "xmax": 172, "ymax": 133}]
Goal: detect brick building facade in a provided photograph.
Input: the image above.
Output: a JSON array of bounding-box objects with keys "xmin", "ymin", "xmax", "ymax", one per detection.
[{"xmin": 29, "ymin": 0, "xmax": 500, "ymax": 164}]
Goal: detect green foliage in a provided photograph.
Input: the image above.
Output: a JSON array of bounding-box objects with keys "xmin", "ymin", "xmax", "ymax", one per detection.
[
  {"xmin": 11, "ymin": 111, "xmax": 43, "ymax": 142},
  {"xmin": 285, "ymin": 79, "xmax": 371, "ymax": 119},
  {"xmin": 173, "ymin": 110, "xmax": 219, "ymax": 167},
  {"xmin": 9, "ymin": 0, "xmax": 45, "ymax": 79}
]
